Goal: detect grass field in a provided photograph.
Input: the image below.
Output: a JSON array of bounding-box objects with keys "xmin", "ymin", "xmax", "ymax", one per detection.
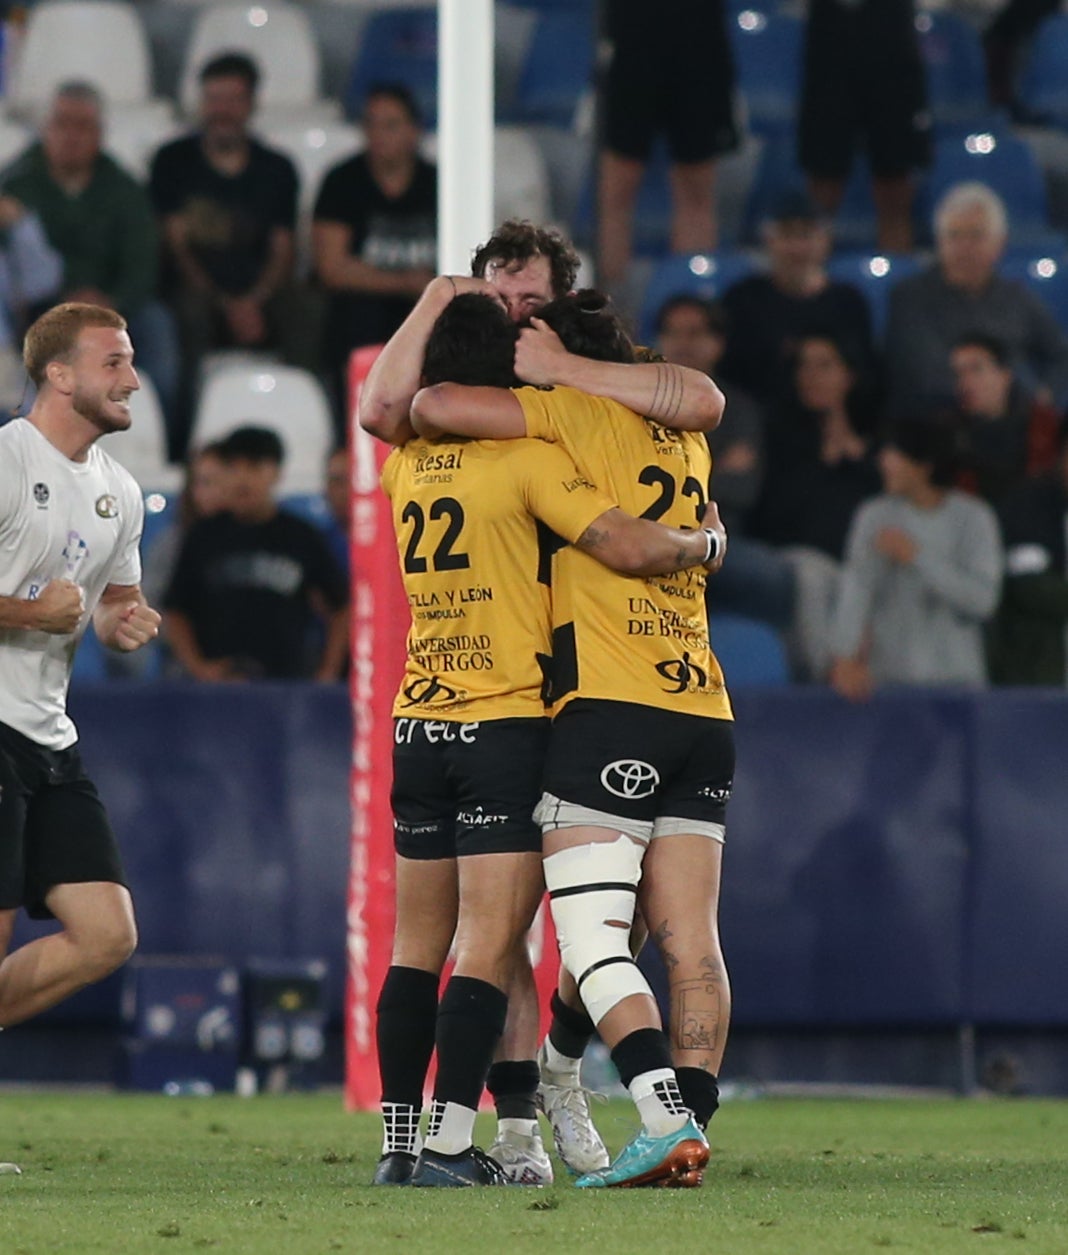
[{"xmin": 1, "ymin": 1092, "xmax": 1066, "ymax": 1254}]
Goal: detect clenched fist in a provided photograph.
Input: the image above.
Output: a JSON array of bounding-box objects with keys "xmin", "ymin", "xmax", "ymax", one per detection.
[
  {"xmin": 113, "ymin": 602, "xmax": 161, "ymax": 652},
  {"xmin": 32, "ymin": 580, "xmax": 85, "ymax": 634}
]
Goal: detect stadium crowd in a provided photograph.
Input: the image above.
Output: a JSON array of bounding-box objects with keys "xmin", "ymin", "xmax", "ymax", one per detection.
[{"xmin": 0, "ymin": 0, "xmax": 1063, "ymax": 693}]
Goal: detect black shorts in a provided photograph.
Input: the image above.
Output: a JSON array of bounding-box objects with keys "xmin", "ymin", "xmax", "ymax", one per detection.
[
  {"xmin": 0, "ymin": 720, "xmax": 128, "ymax": 920},
  {"xmin": 799, "ymin": 47, "xmax": 931, "ymax": 180},
  {"xmin": 542, "ymin": 699, "xmax": 735, "ymax": 828},
  {"xmin": 603, "ymin": 1, "xmax": 738, "ymax": 164},
  {"xmin": 391, "ymin": 717, "xmax": 550, "ymax": 860}
]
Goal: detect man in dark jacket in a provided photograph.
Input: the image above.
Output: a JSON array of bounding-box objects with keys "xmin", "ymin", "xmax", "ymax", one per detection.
[{"xmin": 989, "ymin": 424, "xmax": 1068, "ymax": 685}]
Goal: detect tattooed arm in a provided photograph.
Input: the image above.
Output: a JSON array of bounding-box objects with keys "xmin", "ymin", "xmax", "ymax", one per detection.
[
  {"xmin": 515, "ymin": 317, "xmax": 724, "ymax": 432},
  {"xmin": 575, "ymin": 500, "xmax": 726, "ymax": 578}
]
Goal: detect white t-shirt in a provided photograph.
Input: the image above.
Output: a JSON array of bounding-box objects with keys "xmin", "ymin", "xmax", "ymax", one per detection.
[{"xmin": 0, "ymin": 419, "xmax": 143, "ymax": 749}]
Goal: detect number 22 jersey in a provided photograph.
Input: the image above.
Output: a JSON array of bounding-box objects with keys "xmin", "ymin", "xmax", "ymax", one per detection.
[{"xmin": 381, "ymin": 435, "xmax": 617, "ymax": 722}]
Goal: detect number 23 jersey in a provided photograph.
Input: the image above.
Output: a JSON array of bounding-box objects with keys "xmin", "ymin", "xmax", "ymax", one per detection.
[
  {"xmin": 381, "ymin": 436, "xmax": 616, "ymax": 722},
  {"xmin": 515, "ymin": 384, "xmax": 732, "ymax": 722}
]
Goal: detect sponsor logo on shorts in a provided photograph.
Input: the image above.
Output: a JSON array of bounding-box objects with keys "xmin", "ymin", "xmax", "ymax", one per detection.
[
  {"xmin": 33, "ymin": 482, "xmax": 49, "ymax": 507},
  {"xmin": 457, "ymin": 807, "xmax": 508, "ymax": 827},
  {"xmin": 95, "ymin": 494, "xmax": 119, "ymax": 519},
  {"xmin": 600, "ymin": 759, "xmax": 660, "ymax": 800},
  {"xmin": 698, "ymin": 784, "xmax": 733, "ymax": 802}
]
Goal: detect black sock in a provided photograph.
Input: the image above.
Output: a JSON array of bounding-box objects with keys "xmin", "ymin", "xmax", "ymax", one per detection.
[
  {"xmin": 432, "ymin": 976, "xmax": 508, "ymax": 1111},
  {"xmin": 610, "ymin": 1027, "xmax": 674, "ymax": 1089},
  {"xmin": 375, "ymin": 965, "xmax": 439, "ymax": 1108},
  {"xmin": 676, "ymin": 1067, "xmax": 720, "ymax": 1129},
  {"xmin": 547, "ymin": 989, "xmax": 596, "ymax": 1060},
  {"xmin": 486, "ymin": 1059, "xmax": 540, "ymax": 1121}
]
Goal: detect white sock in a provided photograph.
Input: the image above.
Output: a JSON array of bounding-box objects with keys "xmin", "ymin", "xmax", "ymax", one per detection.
[
  {"xmin": 629, "ymin": 1068, "xmax": 690, "ymax": 1137},
  {"xmin": 381, "ymin": 1102, "xmax": 421, "ymax": 1156},
  {"xmin": 424, "ymin": 1100, "xmax": 477, "ymax": 1155},
  {"xmin": 542, "ymin": 1038, "xmax": 582, "ymax": 1078},
  {"xmin": 497, "ymin": 1117, "xmax": 539, "ymax": 1141}
]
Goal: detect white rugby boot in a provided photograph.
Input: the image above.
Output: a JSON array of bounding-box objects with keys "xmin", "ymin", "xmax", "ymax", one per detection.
[
  {"xmin": 536, "ymin": 1042, "xmax": 610, "ymax": 1177},
  {"xmin": 487, "ymin": 1126, "xmax": 554, "ymax": 1186}
]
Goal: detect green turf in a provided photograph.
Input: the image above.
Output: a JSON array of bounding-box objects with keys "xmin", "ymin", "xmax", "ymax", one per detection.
[{"xmin": 1, "ymin": 1092, "xmax": 1066, "ymax": 1254}]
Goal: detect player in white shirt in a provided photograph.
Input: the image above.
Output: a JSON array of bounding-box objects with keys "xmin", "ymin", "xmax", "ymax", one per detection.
[{"xmin": 0, "ymin": 303, "xmax": 160, "ymax": 1174}]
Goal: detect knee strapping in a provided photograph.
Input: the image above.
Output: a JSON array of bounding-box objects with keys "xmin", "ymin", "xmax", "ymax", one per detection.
[{"xmin": 543, "ymin": 836, "xmax": 651, "ymax": 1025}]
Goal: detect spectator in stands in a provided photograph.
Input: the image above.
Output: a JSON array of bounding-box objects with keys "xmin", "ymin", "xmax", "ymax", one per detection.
[
  {"xmin": 885, "ymin": 183, "xmax": 1068, "ymax": 414},
  {"xmin": 163, "ymin": 426, "xmax": 348, "ymax": 682},
  {"xmin": 322, "ymin": 445, "xmax": 349, "ymax": 580},
  {"xmin": 149, "ymin": 54, "xmax": 319, "ymax": 434},
  {"xmin": 0, "ymin": 193, "xmax": 62, "ymax": 417},
  {"xmin": 654, "ymin": 295, "xmax": 762, "ymax": 532},
  {"xmin": 1, "ymin": 82, "xmax": 179, "ymax": 446},
  {"xmin": 829, "ymin": 418, "xmax": 1003, "ymax": 700},
  {"xmin": 719, "ymin": 190, "xmax": 876, "ymax": 404},
  {"xmin": 312, "ymin": 83, "xmax": 435, "ymax": 425},
  {"xmin": 950, "ymin": 332, "xmax": 1061, "ymax": 506},
  {"xmin": 987, "ymin": 422, "xmax": 1068, "ymax": 684},
  {"xmin": 597, "ymin": 0, "xmax": 738, "ymax": 293},
  {"xmin": 752, "ymin": 335, "xmax": 883, "ymax": 679},
  {"xmin": 654, "ymin": 292, "xmax": 793, "ymax": 630},
  {"xmin": 799, "ymin": 0, "xmax": 930, "ymax": 252},
  {"xmin": 140, "ymin": 441, "xmax": 230, "ymax": 613}
]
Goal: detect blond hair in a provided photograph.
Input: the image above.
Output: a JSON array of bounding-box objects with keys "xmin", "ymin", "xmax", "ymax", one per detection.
[{"xmin": 23, "ymin": 303, "xmax": 127, "ymax": 387}]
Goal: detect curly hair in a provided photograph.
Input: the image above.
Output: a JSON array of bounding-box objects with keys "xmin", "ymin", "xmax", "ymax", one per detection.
[{"xmin": 471, "ymin": 220, "xmax": 579, "ymax": 298}]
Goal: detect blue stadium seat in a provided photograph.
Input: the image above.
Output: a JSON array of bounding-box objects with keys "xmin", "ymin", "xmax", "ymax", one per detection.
[
  {"xmin": 636, "ymin": 251, "xmax": 758, "ymax": 345},
  {"xmin": 513, "ymin": 8, "xmax": 595, "ymax": 126},
  {"xmin": 728, "ymin": 7, "xmax": 803, "ymax": 137},
  {"xmin": 914, "ymin": 10, "xmax": 992, "ymax": 129},
  {"xmin": 999, "ymin": 252, "xmax": 1068, "ymax": 329},
  {"xmin": 709, "ymin": 613, "xmax": 789, "ymax": 687},
  {"xmin": 917, "ymin": 131, "xmax": 1059, "ymax": 250},
  {"xmin": 825, "ymin": 251, "xmax": 923, "ymax": 337},
  {"xmin": 281, "ymin": 492, "xmax": 332, "ymax": 531},
  {"xmin": 1018, "ymin": 13, "xmax": 1068, "ymax": 129},
  {"xmin": 345, "ymin": 8, "xmax": 438, "ymax": 126}
]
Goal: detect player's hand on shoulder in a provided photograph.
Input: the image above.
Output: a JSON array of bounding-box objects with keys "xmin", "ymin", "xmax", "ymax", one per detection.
[
  {"xmin": 700, "ymin": 501, "xmax": 728, "ymax": 574},
  {"xmin": 114, "ymin": 602, "xmax": 161, "ymax": 652},
  {"xmin": 32, "ymin": 579, "xmax": 85, "ymax": 634},
  {"xmin": 515, "ymin": 317, "xmax": 569, "ymax": 386},
  {"xmin": 447, "ymin": 275, "xmax": 505, "ymax": 307}
]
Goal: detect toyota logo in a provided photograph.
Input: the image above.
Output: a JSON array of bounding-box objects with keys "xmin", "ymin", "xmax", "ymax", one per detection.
[{"xmin": 600, "ymin": 759, "xmax": 660, "ymax": 800}]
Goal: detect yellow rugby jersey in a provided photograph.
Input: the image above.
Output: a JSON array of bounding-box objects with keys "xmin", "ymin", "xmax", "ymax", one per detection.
[
  {"xmin": 381, "ymin": 436, "xmax": 617, "ymax": 722},
  {"xmin": 515, "ymin": 384, "xmax": 733, "ymax": 722}
]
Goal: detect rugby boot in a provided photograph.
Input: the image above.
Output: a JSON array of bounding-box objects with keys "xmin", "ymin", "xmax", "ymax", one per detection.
[
  {"xmin": 574, "ymin": 1116, "xmax": 709, "ymax": 1189},
  {"xmin": 371, "ymin": 1151, "xmax": 416, "ymax": 1185},
  {"xmin": 410, "ymin": 1145, "xmax": 508, "ymax": 1187},
  {"xmin": 536, "ymin": 1044, "xmax": 610, "ymax": 1176},
  {"xmin": 487, "ymin": 1128, "xmax": 554, "ymax": 1186}
]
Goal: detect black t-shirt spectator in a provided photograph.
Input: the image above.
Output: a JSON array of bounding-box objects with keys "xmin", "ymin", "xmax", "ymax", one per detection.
[
  {"xmin": 313, "ymin": 151, "xmax": 436, "ymax": 361},
  {"xmin": 752, "ymin": 404, "xmax": 882, "ymax": 559},
  {"xmin": 150, "ymin": 134, "xmax": 299, "ymax": 295},
  {"xmin": 164, "ymin": 509, "xmax": 348, "ymax": 679},
  {"xmin": 719, "ymin": 275, "xmax": 875, "ymax": 404}
]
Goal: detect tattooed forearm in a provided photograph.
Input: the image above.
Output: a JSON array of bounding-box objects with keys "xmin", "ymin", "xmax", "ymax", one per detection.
[
  {"xmin": 576, "ymin": 523, "xmax": 609, "ymax": 552},
  {"xmin": 649, "ymin": 364, "xmax": 685, "ymax": 423}
]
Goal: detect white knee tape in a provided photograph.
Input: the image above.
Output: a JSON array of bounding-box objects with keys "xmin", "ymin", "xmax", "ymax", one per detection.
[{"xmin": 544, "ymin": 836, "xmax": 652, "ymax": 1026}]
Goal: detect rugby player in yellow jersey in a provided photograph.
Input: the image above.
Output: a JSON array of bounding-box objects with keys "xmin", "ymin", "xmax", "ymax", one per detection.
[
  {"xmin": 361, "ymin": 221, "xmax": 726, "ymax": 1183},
  {"xmin": 410, "ymin": 291, "xmax": 734, "ymax": 1189},
  {"xmin": 375, "ymin": 294, "xmax": 726, "ymax": 1188}
]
